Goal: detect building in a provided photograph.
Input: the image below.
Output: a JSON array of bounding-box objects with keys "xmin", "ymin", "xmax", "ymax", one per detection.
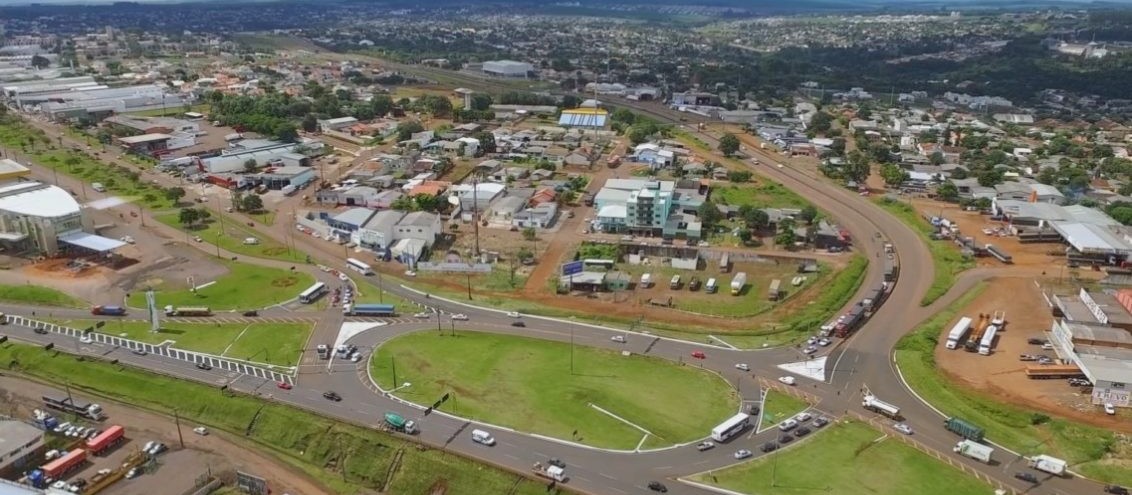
[
  {"xmin": 0, "ymin": 159, "xmax": 30, "ymax": 182},
  {"xmin": 633, "ymin": 143, "xmax": 675, "ymax": 169},
  {"xmin": 253, "ymin": 166, "xmax": 316, "ymax": 190},
  {"xmin": 0, "ymin": 182, "xmax": 127, "ymax": 256},
  {"xmin": 0, "ymin": 421, "xmax": 45, "ymax": 480},
  {"xmin": 1049, "ymin": 318, "xmax": 1132, "ymax": 408},
  {"xmin": 591, "ymin": 179, "xmax": 705, "ymax": 239},
  {"xmin": 325, "ymin": 208, "xmax": 376, "ymax": 240},
  {"xmin": 482, "ymin": 60, "xmax": 535, "ymax": 78},
  {"xmin": 451, "ymin": 182, "xmax": 505, "ymax": 213},
  {"xmin": 29, "ymin": 84, "xmax": 191, "ymax": 122},
  {"xmin": 993, "ymin": 181, "xmax": 1066, "ymax": 204},
  {"xmin": 197, "ymin": 143, "xmax": 303, "ymax": 174},
  {"xmin": 512, "ymin": 203, "xmax": 558, "ymax": 229},
  {"xmin": 103, "ymin": 115, "xmax": 199, "ymax": 135},
  {"xmin": 670, "ymin": 92, "xmax": 719, "ymax": 107},
  {"xmin": 354, "ymin": 210, "xmax": 405, "ymax": 251},
  {"xmin": 317, "ymin": 117, "xmax": 359, "ymax": 133},
  {"xmin": 557, "ymin": 108, "xmax": 608, "ymax": 129},
  {"xmin": 393, "ymin": 211, "xmax": 441, "ymax": 247}
]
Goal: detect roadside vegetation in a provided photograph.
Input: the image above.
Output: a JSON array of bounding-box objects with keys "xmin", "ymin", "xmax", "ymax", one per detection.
[
  {"xmin": 126, "ymin": 261, "xmax": 313, "ymax": 311},
  {"xmin": 0, "ymin": 341, "xmax": 548, "ymax": 495},
  {"xmin": 876, "ymin": 197, "xmax": 973, "ymax": 306},
  {"xmin": 372, "ymin": 331, "xmax": 737, "ymax": 450},
  {"xmin": 0, "ymin": 284, "xmax": 84, "ymax": 307},
  {"xmin": 895, "ymin": 283, "xmax": 1132, "ymax": 486},
  {"xmin": 154, "ymin": 211, "xmax": 303, "ymax": 263},
  {"xmin": 692, "ymin": 420, "xmax": 994, "ymax": 495},
  {"xmin": 759, "ymin": 389, "xmax": 809, "ymax": 429}
]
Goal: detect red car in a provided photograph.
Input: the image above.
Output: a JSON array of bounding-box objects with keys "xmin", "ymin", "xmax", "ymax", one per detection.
[
  {"xmin": 691, "ymin": 351, "xmax": 706, "ymax": 359},
  {"xmin": 276, "ymin": 381, "xmax": 293, "ymax": 390}
]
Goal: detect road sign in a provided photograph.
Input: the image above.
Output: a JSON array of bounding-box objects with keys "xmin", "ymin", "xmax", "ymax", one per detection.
[{"xmin": 561, "ymin": 261, "xmax": 583, "ymax": 276}]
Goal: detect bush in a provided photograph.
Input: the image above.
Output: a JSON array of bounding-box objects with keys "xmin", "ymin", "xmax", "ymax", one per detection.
[{"xmin": 1030, "ymin": 413, "xmax": 1051, "ymax": 425}]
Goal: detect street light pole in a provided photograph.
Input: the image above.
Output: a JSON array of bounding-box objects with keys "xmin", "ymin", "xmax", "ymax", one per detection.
[
  {"xmin": 570, "ymin": 329, "xmax": 575, "ymax": 374},
  {"xmin": 173, "ymin": 408, "xmax": 185, "ymax": 448},
  {"xmin": 391, "ymin": 356, "xmax": 397, "ymax": 389}
]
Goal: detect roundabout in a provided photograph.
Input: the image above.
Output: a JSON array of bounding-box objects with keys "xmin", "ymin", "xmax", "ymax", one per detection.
[{"xmin": 370, "ymin": 330, "xmax": 738, "ymax": 450}]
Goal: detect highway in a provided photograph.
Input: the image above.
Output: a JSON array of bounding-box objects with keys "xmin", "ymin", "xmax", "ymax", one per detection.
[{"xmin": 0, "ymin": 62, "xmax": 1102, "ymax": 494}]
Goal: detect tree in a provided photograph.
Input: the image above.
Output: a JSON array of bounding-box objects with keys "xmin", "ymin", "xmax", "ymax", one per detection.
[
  {"xmin": 396, "ymin": 121, "xmax": 425, "ymax": 142},
  {"xmin": 929, "ymin": 151, "xmax": 945, "ymax": 166},
  {"xmin": 728, "ymin": 170, "xmax": 752, "ymax": 183},
  {"xmin": 164, "ymin": 186, "xmax": 186, "ymax": 204},
  {"xmin": 611, "ymin": 108, "xmax": 636, "ymax": 125},
  {"xmin": 809, "ymin": 111, "xmax": 833, "ymax": 134},
  {"xmin": 626, "ymin": 124, "xmax": 653, "ymax": 145},
  {"xmin": 243, "ymin": 159, "xmax": 258, "ymax": 172},
  {"xmin": 829, "ymin": 138, "xmax": 846, "ymax": 156},
  {"xmin": 844, "ymin": 150, "xmax": 871, "ymax": 183},
  {"xmin": 473, "ymin": 131, "xmax": 496, "ymax": 154},
  {"xmin": 469, "ymin": 94, "xmax": 492, "ymax": 111},
  {"xmin": 522, "ymin": 227, "xmax": 537, "ymax": 242},
  {"xmin": 30, "ymin": 55, "xmax": 49, "ymax": 69},
  {"xmin": 880, "ymin": 163, "xmax": 909, "ymax": 186},
  {"xmin": 799, "ymin": 205, "xmax": 818, "ymax": 225},
  {"xmin": 775, "ymin": 229, "xmax": 796, "ymax": 248},
  {"xmin": 937, "ymin": 182, "xmax": 960, "ymax": 202},
  {"xmin": 371, "ymin": 95, "xmax": 394, "ymax": 117},
  {"xmin": 178, "ymin": 208, "xmax": 200, "ymax": 226},
  {"xmin": 950, "ymin": 167, "xmax": 968, "ymax": 180},
  {"xmin": 738, "ymin": 229, "xmax": 753, "ymax": 245},
  {"xmin": 275, "ymin": 124, "xmax": 299, "ymax": 143},
  {"xmin": 301, "ymin": 114, "xmax": 318, "ymax": 133},
  {"xmin": 698, "ymin": 200, "xmax": 723, "ymax": 231},
  {"xmin": 718, "ymin": 134, "xmax": 740, "ymax": 157},
  {"xmin": 241, "ymin": 194, "xmax": 264, "ymax": 212},
  {"xmin": 740, "ymin": 206, "xmax": 770, "ymax": 231},
  {"xmin": 1109, "ymin": 206, "xmax": 1132, "ymax": 226}
]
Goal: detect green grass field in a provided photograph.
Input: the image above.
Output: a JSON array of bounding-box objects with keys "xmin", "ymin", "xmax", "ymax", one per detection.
[
  {"xmin": 372, "ymin": 331, "xmax": 738, "ymax": 449},
  {"xmin": 760, "ymin": 390, "xmax": 809, "ymax": 429},
  {"xmin": 154, "ymin": 211, "xmax": 304, "ymax": 263},
  {"xmin": 895, "ymin": 283, "xmax": 1132, "ymax": 486},
  {"xmin": 711, "ymin": 181, "xmax": 813, "ymax": 210},
  {"xmin": 51, "ymin": 319, "xmax": 311, "ymax": 367},
  {"xmin": 876, "ymin": 198, "xmax": 973, "ymax": 306},
  {"xmin": 619, "ymin": 262, "xmax": 811, "ymax": 318},
  {"xmin": 0, "ymin": 341, "xmax": 547, "ymax": 495},
  {"xmin": 692, "ymin": 420, "xmax": 994, "ymax": 495},
  {"xmin": 0, "ymin": 284, "xmax": 84, "ymax": 307},
  {"xmin": 127, "ymin": 261, "xmax": 313, "ymax": 311}
]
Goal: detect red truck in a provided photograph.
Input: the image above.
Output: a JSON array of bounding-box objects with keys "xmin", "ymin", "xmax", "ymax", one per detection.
[
  {"xmin": 91, "ymin": 305, "xmax": 127, "ymax": 316},
  {"xmin": 85, "ymin": 425, "xmax": 125, "ymax": 455},
  {"xmin": 41, "ymin": 449, "xmax": 86, "ymax": 478}
]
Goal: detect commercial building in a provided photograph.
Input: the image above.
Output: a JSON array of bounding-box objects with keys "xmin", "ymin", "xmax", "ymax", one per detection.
[
  {"xmin": 252, "ymin": 166, "xmax": 316, "ymax": 190},
  {"xmin": 197, "ymin": 142, "xmax": 303, "ymax": 174},
  {"xmin": 451, "ymin": 182, "xmax": 505, "ymax": 213},
  {"xmin": 1049, "ymin": 318, "xmax": 1132, "ymax": 407},
  {"xmin": 116, "ymin": 132, "xmax": 197, "ymax": 156},
  {"xmin": 557, "ymin": 108, "xmax": 608, "ymax": 129},
  {"xmin": 482, "ymin": 60, "xmax": 535, "ymax": 78},
  {"xmin": 393, "ymin": 211, "xmax": 441, "ymax": 247},
  {"xmin": 0, "ymin": 181, "xmax": 125, "ymax": 256},
  {"xmin": 592, "ymin": 179, "xmax": 706, "ymax": 239},
  {"xmin": 103, "ymin": 115, "xmax": 200, "ymax": 136},
  {"xmin": 23, "ymin": 84, "xmax": 192, "ymax": 122},
  {"xmin": 354, "ymin": 210, "xmax": 405, "ymax": 251},
  {"xmin": 0, "ymin": 421, "xmax": 45, "ymax": 480},
  {"xmin": 0, "ymin": 160, "xmax": 30, "ymax": 182},
  {"xmin": 317, "ymin": 117, "xmax": 359, "ymax": 132}
]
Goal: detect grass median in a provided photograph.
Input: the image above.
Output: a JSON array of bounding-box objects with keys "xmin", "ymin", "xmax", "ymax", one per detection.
[
  {"xmin": 876, "ymin": 197, "xmax": 973, "ymax": 306},
  {"xmin": 760, "ymin": 390, "xmax": 809, "ymax": 429},
  {"xmin": 154, "ymin": 211, "xmax": 304, "ymax": 263},
  {"xmin": 0, "ymin": 341, "xmax": 547, "ymax": 495},
  {"xmin": 372, "ymin": 331, "xmax": 738, "ymax": 449},
  {"xmin": 0, "ymin": 284, "xmax": 85, "ymax": 307},
  {"xmin": 692, "ymin": 420, "xmax": 994, "ymax": 495},
  {"xmin": 895, "ymin": 282, "xmax": 1132, "ymax": 486},
  {"xmin": 127, "ymin": 261, "xmax": 313, "ymax": 311}
]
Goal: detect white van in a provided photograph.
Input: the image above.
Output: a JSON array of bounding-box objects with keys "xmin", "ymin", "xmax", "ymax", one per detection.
[
  {"xmin": 91, "ymin": 182, "xmax": 106, "ymax": 192},
  {"xmin": 471, "ymin": 429, "xmax": 495, "ymax": 446}
]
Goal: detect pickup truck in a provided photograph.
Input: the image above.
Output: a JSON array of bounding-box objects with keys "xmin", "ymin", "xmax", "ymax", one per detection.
[{"xmin": 696, "ymin": 441, "xmax": 714, "ymax": 451}]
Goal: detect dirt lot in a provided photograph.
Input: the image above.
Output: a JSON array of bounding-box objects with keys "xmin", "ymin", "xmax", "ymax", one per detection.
[
  {"xmin": 935, "ymin": 277, "xmax": 1130, "ymax": 432},
  {"xmin": 906, "ymin": 197, "xmax": 1066, "ymax": 269},
  {"xmin": 0, "ymin": 376, "xmax": 327, "ymax": 495}
]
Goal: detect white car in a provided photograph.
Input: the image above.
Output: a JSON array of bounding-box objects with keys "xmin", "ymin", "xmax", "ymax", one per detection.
[
  {"xmin": 148, "ymin": 443, "xmax": 167, "ymax": 456},
  {"xmin": 779, "ymin": 419, "xmax": 798, "ymax": 431},
  {"xmin": 610, "ymin": 335, "xmax": 626, "ymax": 343},
  {"xmin": 193, "ymin": 426, "xmax": 209, "ymax": 436},
  {"xmin": 120, "ymin": 235, "xmax": 135, "ymax": 244},
  {"xmin": 734, "ymin": 449, "xmax": 753, "ymax": 459},
  {"xmin": 143, "ymin": 441, "xmax": 156, "ymax": 453},
  {"xmin": 506, "ymin": 311, "xmax": 521, "ymax": 318},
  {"xmin": 80, "ymin": 335, "xmax": 93, "ymax": 344},
  {"xmin": 735, "ymin": 363, "xmax": 750, "ymax": 371},
  {"xmin": 818, "ymin": 338, "xmax": 832, "ymax": 347},
  {"xmin": 778, "ymin": 376, "xmax": 796, "ymax": 386},
  {"xmin": 451, "ymin": 314, "xmax": 469, "ymax": 321},
  {"xmin": 413, "ymin": 312, "xmax": 432, "ymax": 318},
  {"xmin": 1105, "ymin": 403, "xmax": 1116, "ymax": 415},
  {"xmin": 794, "ymin": 412, "xmax": 813, "ymax": 423},
  {"xmin": 894, "ymin": 423, "xmax": 914, "ymax": 435},
  {"xmin": 807, "ymin": 336, "xmax": 818, "ymax": 345},
  {"xmin": 802, "ymin": 345, "xmax": 818, "ymax": 355},
  {"xmin": 125, "ymin": 467, "xmax": 140, "ymax": 479},
  {"xmin": 350, "ymin": 352, "xmax": 362, "ymax": 363}
]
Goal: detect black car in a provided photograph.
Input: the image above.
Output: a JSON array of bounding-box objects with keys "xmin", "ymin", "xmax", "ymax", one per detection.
[
  {"xmin": 812, "ymin": 417, "xmax": 829, "ymax": 428},
  {"xmin": 647, "ymin": 481, "xmax": 668, "ymax": 493},
  {"xmin": 760, "ymin": 442, "xmax": 778, "ymax": 453},
  {"xmin": 1106, "ymin": 485, "xmax": 1130, "ymax": 495},
  {"xmin": 34, "ymin": 327, "xmax": 48, "ymax": 335},
  {"xmin": 548, "ymin": 458, "xmax": 566, "ymax": 469},
  {"xmin": 1014, "ymin": 472, "xmax": 1038, "ymax": 484},
  {"xmin": 778, "ymin": 434, "xmax": 794, "ymax": 444},
  {"xmin": 511, "ymin": 321, "xmax": 526, "ymax": 327},
  {"xmin": 323, "ymin": 391, "xmax": 342, "ymax": 402},
  {"xmin": 1027, "ymin": 338, "xmax": 1046, "ymax": 345},
  {"xmin": 196, "ymin": 362, "xmax": 212, "ymax": 371},
  {"xmin": 242, "ymin": 310, "xmax": 258, "ymax": 317},
  {"xmin": 793, "ymin": 426, "xmax": 811, "ymax": 437}
]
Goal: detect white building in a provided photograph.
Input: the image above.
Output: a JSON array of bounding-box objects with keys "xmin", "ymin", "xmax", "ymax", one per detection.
[
  {"xmin": 393, "ymin": 211, "xmax": 442, "ymax": 246},
  {"xmin": 317, "ymin": 116, "xmax": 359, "ymax": 132},
  {"xmin": 354, "ymin": 210, "xmax": 405, "ymax": 251},
  {"xmin": 0, "ymin": 182, "xmax": 119, "ymax": 255},
  {"xmin": 482, "ymin": 60, "xmax": 535, "ymax": 78}
]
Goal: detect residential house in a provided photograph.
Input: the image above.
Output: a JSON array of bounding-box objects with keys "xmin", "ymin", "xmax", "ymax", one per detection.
[
  {"xmin": 563, "ymin": 150, "xmax": 593, "ymax": 167},
  {"xmin": 513, "ymin": 202, "xmax": 558, "ymax": 229},
  {"xmin": 634, "ymin": 143, "xmax": 675, "ymax": 170},
  {"xmin": 489, "ymin": 195, "xmax": 529, "ymax": 223},
  {"xmin": 529, "ymin": 187, "xmax": 557, "ymax": 205},
  {"xmin": 452, "ymin": 182, "xmax": 506, "ymax": 214}
]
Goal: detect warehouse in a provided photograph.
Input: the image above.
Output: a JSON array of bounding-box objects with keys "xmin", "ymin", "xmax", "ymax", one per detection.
[
  {"xmin": 482, "ymin": 60, "xmax": 535, "ymax": 78},
  {"xmin": 0, "ymin": 421, "xmax": 44, "ymax": 480},
  {"xmin": 1049, "ymin": 318, "xmax": 1132, "ymax": 408},
  {"xmin": 252, "ymin": 166, "xmax": 316, "ymax": 190}
]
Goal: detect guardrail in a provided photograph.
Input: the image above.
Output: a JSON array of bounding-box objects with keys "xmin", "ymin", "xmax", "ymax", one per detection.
[{"xmin": 4, "ymin": 315, "xmax": 295, "ymax": 385}]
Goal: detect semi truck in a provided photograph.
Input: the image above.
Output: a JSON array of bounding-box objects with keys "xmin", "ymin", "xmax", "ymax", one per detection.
[
  {"xmin": 532, "ymin": 463, "xmax": 566, "ymax": 482},
  {"xmin": 85, "ymin": 425, "xmax": 125, "ymax": 455},
  {"xmin": 343, "ymin": 303, "xmax": 396, "ymax": 316},
  {"xmin": 383, "ymin": 412, "xmax": 418, "ymax": 434},
  {"xmin": 164, "ymin": 305, "xmax": 212, "ymax": 317},
  {"xmin": 954, "ymin": 440, "xmax": 994, "ymax": 463},
  {"xmin": 986, "ymin": 244, "xmax": 1013, "ymax": 264},
  {"xmin": 38, "ymin": 449, "xmax": 87, "ymax": 480},
  {"xmin": 32, "ymin": 409, "xmax": 58, "ymax": 431},
  {"xmin": 964, "ymin": 314, "xmax": 991, "ymax": 352},
  {"xmin": 834, "ymin": 305, "xmax": 865, "ymax": 338},
  {"xmin": 90, "ymin": 305, "xmax": 127, "ymax": 316},
  {"xmin": 768, "ymin": 279, "xmax": 782, "ymax": 301},
  {"xmin": 991, "ymin": 310, "xmax": 1006, "ymax": 326},
  {"xmin": 944, "ymin": 417, "xmax": 985, "ymax": 442},
  {"xmin": 43, "ymin": 395, "xmax": 104, "ymax": 421},
  {"xmin": 978, "ymin": 325, "xmax": 999, "ymax": 355},
  {"xmin": 730, "ymin": 272, "xmax": 747, "ymax": 296},
  {"xmin": 945, "ymin": 316, "xmax": 973, "ymax": 350},
  {"xmin": 719, "ymin": 253, "xmax": 730, "ymax": 273},
  {"xmin": 1029, "ymin": 455, "xmax": 1067, "ymax": 476},
  {"xmin": 862, "ymin": 395, "xmax": 901, "ymax": 420}
]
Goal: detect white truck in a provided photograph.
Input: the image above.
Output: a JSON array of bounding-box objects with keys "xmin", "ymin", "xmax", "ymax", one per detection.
[
  {"xmin": 730, "ymin": 272, "xmax": 747, "ymax": 296},
  {"xmin": 991, "ymin": 310, "xmax": 1006, "ymax": 326},
  {"xmin": 532, "ymin": 463, "xmax": 565, "ymax": 482},
  {"xmin": 945, "ymin": 316, "xmax": 973, "ymax": 350},
  {"xmin": 862, "ymin": 395, "xmax": 901, "ymax": 420},
  {"xmin": 640, "ymin": 273, "xmax": 652, "ymax": 288},
  {"xmin": 1029, "ymin": 455, "xmax": 1067, "ymax": 476},
  {"xmin": 953, "ymin": 440, "xmax": 994, "ymax": 463},
  {"xmin": 705, "ymin": 278, "xmax": 718, "ymax": 294}
]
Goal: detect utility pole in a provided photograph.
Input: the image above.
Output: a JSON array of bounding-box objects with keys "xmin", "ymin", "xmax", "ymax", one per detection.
[
  {"xmin": 391, "ymin": 356, "xmax": 397, "ymax": 389},
  {"xmin": 570, "ymin": 329, "xmax": 575, "ymax": 374},
  {"xmin": 466, "ymin": 273, "xmax": 472, "ymax": 300},
  {"xmin": 173, "ymin": 408, "xmax": 185, "ymax": 448},
  {"xmin": 64, "ymin": 381, "xmax": 76, "ymax": 421},
  {"xmin": 472, "ymin": 173, "xmax": 481, "ymax": 257}
]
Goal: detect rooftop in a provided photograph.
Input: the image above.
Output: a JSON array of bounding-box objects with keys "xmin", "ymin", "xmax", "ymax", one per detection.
[
  {"xmin": 362, "ymin": 210, "xmax": 405, "ymax": 231},
  {"xmin": 0, "ymin": 182, "xmax": 80, "ymax": 218},
  {"xmin": 332, "ymin": 207, "xmax": 376, "ymax": 227},
  {"xmin": 398, "ymin": 211, "xmax": 439, "ymax": 228},
  {"xmin": 0, "ymin": 420, "xmax": 41, "ymax": 454},
  {"xmin": 0, "ymin": 159, "xmax": 29, "ymax": 176},
  {"xmin": 118, "ymin": 133, "xmax": 172, "ymax": 145}
]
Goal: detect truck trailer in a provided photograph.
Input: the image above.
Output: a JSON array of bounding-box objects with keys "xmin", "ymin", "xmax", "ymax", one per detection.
[
  {"xmin": 834, "ymin": 305, "xmax": 865, "ymax": 338},
  {"xmin": 164, "ymin": 305, "xmax": 212, "ymax": 317},
  {"xmin": 1029, "ymin": 455, "xmax": 1067, "ymax": 476},
  {"xmin": 985, "ymin": 244, "xmax": 1014, "ymax": 264},
  {"xmin": 945, "ymin": 316, "xmax": 973, "ymax": 350},
  {"xmin": 730, "ymin": 272, "xmax": 747, "ymax": 296},
  {"xmin": 964, "ymin": 314, "xmax": 991, "ymax": 352},
  {"xmin": 39, "ymin": 449, "xmax": 87, "ymax": 479},
  {"xmin": 85, "ymin": 425, "xmax": 125, "ymax": 455},
  {"xmin": 42, "ymin": 395, "xmax": 104, "ymax": 420},
  {"xmin": 344, "ymin": 303, "xmax": 396, "ymax": 316},
  {"xmin": 768, "ymin": 279, "xmax": 782, "ymax": 301},
  {"xmin": 90, "ymin": 305, "xmax": 127, "ymax": 316},
  {"xmin": 383, "ymin": 412, "xmax": 418, "ymax": 434},
  {"xmin": 978, "ymin": 325, "xmax": 999, "ymax": 355},
  {"xmin": 954, "ymin": 440, "xmax": 994, "ymax": 463},
  {"xmin": 862, "ymin": 395, "xmax": 901, "ymax": 420},
  {"xmin": 640, "ymin": 273, "xmax": 652, "ymax": 288},
  {"xmin": 944, "ymin": 417, "xmax": 985, "ymax": 442},
  {"xmin": 532, "ymin": 463, "xmax": 566, "ymax": 482}
]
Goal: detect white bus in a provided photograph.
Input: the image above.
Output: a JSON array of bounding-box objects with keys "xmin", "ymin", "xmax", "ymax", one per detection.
[
  {"xmin": 298, "ymin": 282, "xmax": 329, "ymax": 304},
  {"xmin": 346, "ymin": 258, "xmax": 373, "ymax": 275},
  {"xmin": 710, "ymin": 412, "xmax": 750, "ymax": 442}
]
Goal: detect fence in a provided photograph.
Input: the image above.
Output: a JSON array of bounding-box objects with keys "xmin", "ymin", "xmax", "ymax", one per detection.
[{"xmin": 4, "ymin": 315, "xmax": 295, "ymax": 385}]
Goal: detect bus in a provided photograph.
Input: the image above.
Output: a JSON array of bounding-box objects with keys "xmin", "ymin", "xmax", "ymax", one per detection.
[
  {"xmin": 346, "ymin": 258, "xmax": 373, "ymax": 275},
  {"xmin": 298, "ymin": 282, "xmax": 329, "ymax": 304},
  {"xmin": 710, "ymin": 412, "xmax": 750, "ymax": 442}
]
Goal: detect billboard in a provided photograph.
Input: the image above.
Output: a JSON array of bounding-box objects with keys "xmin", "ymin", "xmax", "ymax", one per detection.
[{"xmin": 561, "ymin": 261, "xmax": 583, "ymax": 276}]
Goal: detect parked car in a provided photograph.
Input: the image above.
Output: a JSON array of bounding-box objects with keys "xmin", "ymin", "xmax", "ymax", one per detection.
[
  {"xmin": 1014, "ymin": 472, "xmax": 1038, "ymax": 484},
  {"xmin": 778, "ymin": 419, "xmax": 798, "ymax": 431},
  {"xmin": 802, "ymin": 345, "xmax": 818, "ymax": 355},
  {"xmin": 647, "ymin": 481, "xmax": 668, "ymax": 493},
  {"xmin": 818, "ymin": 338, "xmax": 831, "ymax": 347},
  {"xmin": 193, "ymin": 426, "xmax": 209, "ymax": 436},
  {"xmin": 1027, "ymin": 338, "xmax": 1046, "ymax": 345},
  {"xmin": 734, "ymin": 449, "xmax": 752, "ymax": 460},
  {"xmin": 242, "ymin": 310, "xmax": 258, "ymax": 317},
  {"xmin": 323, "ymin": 391, "xmax": 342, "ymax": 401},
  {"xmin": 735, "ymin": 363, "xmax": 750, "ymax": 371},
  {"xmin": 1105, "ymin": 403, "xmax": 1117, "ymax": 415},
  {"xmin": 760, "ymin": 442, "xmax": 778, "ymax": 453},
  {"xmin": 812, "ymin": 416, "xmax": 830, "ymax": 428},
  {"xmin": 894, "ymin": 423, "xmax": 914, "ymax": 435},
  {"xmin": 778, "ymin": 434, "xmax": 794, "ymax": 444},
  {"xmin": 696, "ymin": 441, "xmax": 715, "ymax": 451},
  {"xmin": 413, "ymin": 312, "xmax": 431, "ymax": 318},
  {"xmin": 794, "ymin": 412, "xmax": 812, "ymax": 422},
  {"xmin": 794, "ymin": 426, "xmax": 811, "ymax": 437},
  {"xmin": 1069, "ymin": 378, "xmax": 1092, "ymax": 387}
]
